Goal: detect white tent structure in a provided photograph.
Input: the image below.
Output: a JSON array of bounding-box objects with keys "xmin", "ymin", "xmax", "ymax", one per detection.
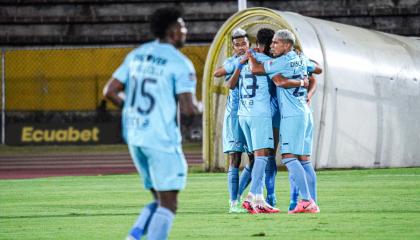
[{"xmin": 202, "ymin": 7, "xmax": 420, "ymax": 171}]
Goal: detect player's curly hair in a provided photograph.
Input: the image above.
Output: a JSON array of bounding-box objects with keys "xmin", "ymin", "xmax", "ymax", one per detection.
[
  {"xmin": 257, "ymin": 28, "xmax": 275, "ymax": 56},
  {"xmin": 150, "ymin": 7, "xmax": 183, "ymax": 39}
]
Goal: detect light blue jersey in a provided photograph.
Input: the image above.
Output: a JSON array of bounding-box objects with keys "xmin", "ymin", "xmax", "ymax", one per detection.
[
  {"xmin": 223, "ymin": 56, "xmax": 241, "ymax": 116},
  {"xmin": 222, "ymin": 55, "xmax": 246, "ymax": 153},
  {"xmin": 238, "ymin": 52, "xmax": 273, "ymax": 117},
  {"xmin": 263, "ymin": 50, "xmax": 309, "ymax": 117},
  {"xmin": 113, "ymin": 40, "xmax": 196, "ymax": 153}
]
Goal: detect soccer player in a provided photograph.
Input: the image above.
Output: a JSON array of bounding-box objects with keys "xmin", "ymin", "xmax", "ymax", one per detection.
[
  {"xmin": 248, "ymin": 29, "xmax": 319, "ymax": 213},
  {"xmin": 103, "ymin": 7, "xmax": 198, "ymax": 239},
  {"xmin": 213, "ymin": 28, "xmax": 250, "ymax": 214},
  {"xmin": 288, "ymin": 55, "xmax": 322, "ymax": 212},
  {"xmin": 254, "ymin": 28, "xmax": 279, "ymax": 207}
]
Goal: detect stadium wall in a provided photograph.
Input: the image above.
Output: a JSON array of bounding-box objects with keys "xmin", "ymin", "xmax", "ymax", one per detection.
[
  {"xmin": 203, "ymin": 7, "xmax": 420, "ymax": 170},
  {"xmin": 1, "ymin": 45, "xmax": 208, "ymax": 145},
  {"xmin": 0, "ymin": 0, "xmax": 419, "ymax": 46}
]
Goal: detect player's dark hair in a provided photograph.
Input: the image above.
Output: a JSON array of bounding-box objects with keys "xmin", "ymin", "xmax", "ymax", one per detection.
[
  {"xmin": 232, "ymin": 34, "xmax": 248, "ymax": 41},
  {"xmin": 257, "ymin": 28, "xmax": 275, "ymax": 56},
  {"xmin": 150, "ymin": 7, "xmax": 183, "ymax": 39}
]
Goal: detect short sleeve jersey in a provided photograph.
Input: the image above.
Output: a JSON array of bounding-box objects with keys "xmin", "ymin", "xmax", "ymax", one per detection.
[
  {"xmin": 112, "ymin": 40, "xmax": 196, "ymax": 152},
  {"xmin": 223, "ymin": 56, "xmax": 241, "ymax": 116},
  {"xmin": 237, "ymin": 52, "xmax": 273, "ymax": 117},
  {"xmin": 263, "ymin": 50, "xmax": 310, "ymax": 117}
]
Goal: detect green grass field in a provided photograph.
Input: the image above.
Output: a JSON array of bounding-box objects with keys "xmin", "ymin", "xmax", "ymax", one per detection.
[{"xmin": 1, "ymin": 168, "xmax": 420, "ymax": 240}]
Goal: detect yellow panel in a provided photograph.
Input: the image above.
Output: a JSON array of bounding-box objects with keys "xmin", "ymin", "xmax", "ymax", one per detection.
[{"xmin": 5, "ymin": 45, "xmax": 208, "ymax": 111}]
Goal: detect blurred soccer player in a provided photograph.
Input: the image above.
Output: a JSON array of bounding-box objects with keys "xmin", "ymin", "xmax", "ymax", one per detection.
[
  {"xmin": 248, "ymin": 29, "xmax": 319, "ymax": 213},
  {"xmin": 213, "ymin": 28, "xmax": 251, "ymax": 214},
  {"xmin": 103, "ymin": 7, "xmax": 198, "ymax": 239}
]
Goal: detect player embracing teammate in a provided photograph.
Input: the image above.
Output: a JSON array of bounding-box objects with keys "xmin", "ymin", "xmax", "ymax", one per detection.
[{"xmin": 248, "ymin": 29, "xmax": 321, "ymax": 214}]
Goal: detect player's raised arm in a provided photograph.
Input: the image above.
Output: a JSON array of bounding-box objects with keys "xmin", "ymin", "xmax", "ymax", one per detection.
[
  {"xmin": 271, "ymin": 74, "xmax": 309, "ymax": 88},
  {"xmin": 103, "ymin": 78, "xmax": 125, "ymax": 109},
  {"xmin": 213, "ymin": 66, "xmax": 228, "ymax": 78},
  {"xmin": 248, "ymin": 50, "xmax": 266, "ymax": 75},
  {"xmin": 225, "ymin": 55, "xmax": 248, "ymax": 89}
]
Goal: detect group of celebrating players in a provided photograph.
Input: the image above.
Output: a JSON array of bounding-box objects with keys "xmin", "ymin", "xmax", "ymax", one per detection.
[
  {"xmin": 105, "ymin": 7, "xmax": 323, "ymax": 239},
  {"xmin": 214, "ymin": 27, "xmax": 322, "ymax": 214}
]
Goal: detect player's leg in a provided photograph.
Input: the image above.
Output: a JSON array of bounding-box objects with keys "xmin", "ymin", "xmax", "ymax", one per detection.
[
  {"xmin": 238, "ymin": 153, "xmax": 253, "ymax": 200},
  {"xmin": 265, "ymin": 127, "xmax": 279, "ymax": 207},
  {"xmin": 280, "ymin": 116, "xmax": 317, "ymax": 213},
  {"xmin": 298, "ymin": 113, "xmax": 318, "ymax": 205},
  {"xmin": 288, "ymin": 173, "xmax": 299, "ymax": 212},
  {"xmin": 244, "ymin": 116, "xmax": 278, "ymax": 213},
  {"xmin": 238, "ymin": 116, "xmax": 259, "ymax": 213},
  {"xmin": 227, "ymin": 152, "xmax": 246, "ymax": 213},
  {"xmin": 252, "ymin": 148, "xmax": 279, "ymax": 213},
  {"xmin": 126, "ymin": 145, "xmax": 158, "ymax": 240},
  {"xmin": 298, "ymin": 155, "xmax": 318, "ymax": 212},
  {"xmin": 144, "ymin": 147, "xmax": 187, "ymax": 239},
  {"xmin": 224, "ymin": 114, "xmax": 247, "ymax": 213},
  {"xmin": 147, "ymin": 190, "xmax": 178, "ymax": 240}
]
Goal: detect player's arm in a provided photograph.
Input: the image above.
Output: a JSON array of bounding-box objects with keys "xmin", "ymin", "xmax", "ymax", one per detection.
[
  {"xmin": 213, "ymin": 67, "xmax": 227, "ymax": 78},
  {"xmin": 272, "ymin": 74, "xmax": 309, "ymax": 88},
  {"xmin": 103, "ymin": 78, "xmax": 125, "ymax": 108},
  {"xmin": 225, "ymin": 56, "xmax": 248, "ymax": 89},
  {"xmin": 307, "ymin": 75, "xmax": 317, "ymax": 105},
  {"xmin": 310, "ymin": 59, "xmax": 323, "ymax": 75},
  {"xmin": 247, "ymin": 50, "xmax": 266, "ymax": 75},
  {"xmin": 176, "ymin": 62, "xmax": 199, "ymax": 126},
  {"xmin": 178, "ymin": 92, "xmax": 198, "ymax": 117},
  {"xmin": 306, "ymin": 60, "xmax": 322, "ymax": 104}
]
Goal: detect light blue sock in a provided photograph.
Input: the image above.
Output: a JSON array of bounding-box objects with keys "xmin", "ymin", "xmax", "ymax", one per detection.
[
  {"xmin": 128, "ymin": 201, "xmax": 158, "ymax": 239},
  {"xmin": 147, "ymin": 207, "xmax": 175, "ymax": 240},
  {"xmin": 228, "ymin": 166, "xmax": 239, "ymax": 201},
  {"xmin": 282, "ymin": 158, "xmax": 311, "ymax": 200},
  {"xmin": 300, "ymin": 160, "xmax": 317, "ymax": 202},
  {"xmin": 238, "ymin": 165, "xmax": 252, "ymax": 198},
  {"xmin": 265, "ymin": 155, "xmax": 277, "ymax": 195},
  {"xmin": 289, "ymin": 173, "xmax": 299, "ymax": 203},
  {"xmin": 250, "ymin": 156, "xmax": 268, "ymax": 195}
]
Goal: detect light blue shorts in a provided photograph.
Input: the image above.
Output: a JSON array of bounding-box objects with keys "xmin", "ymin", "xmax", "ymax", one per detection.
[
  {"xmin": 223, "ymin": 113, "xmax": 246, "ymax": 153},
  {"xmin": 128, "ymin": 145, "xmax": 187, "ymax": 191},
  {"xmin": 238, "ymin": 116, "xmax": 274, "ymax": 152},
  {"xmin": 280, "ymin": 113, "xmax": 313, "ymax": 155}
]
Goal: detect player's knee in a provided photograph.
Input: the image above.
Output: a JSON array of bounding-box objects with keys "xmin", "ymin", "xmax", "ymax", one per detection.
[
  {"xmin": 254, "ymin": 148, "xmax": 271, "ymax": 156},
  {"xmin": 158, "ymin": 191, "xmax": 178, "ymax": 214},
  {"xmin": 229, "ymin": 152, "xmax": 242, "ymax": 167}
]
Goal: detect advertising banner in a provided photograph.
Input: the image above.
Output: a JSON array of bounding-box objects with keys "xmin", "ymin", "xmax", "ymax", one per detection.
[{"xmin": 6, "ymin": 123, "xmax": 122, "ymax": 145}]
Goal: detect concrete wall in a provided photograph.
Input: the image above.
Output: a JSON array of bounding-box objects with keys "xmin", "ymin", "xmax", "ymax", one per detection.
[{"xmin": 0, "ymin": 0, "xmax": 419, "ymax": 46}]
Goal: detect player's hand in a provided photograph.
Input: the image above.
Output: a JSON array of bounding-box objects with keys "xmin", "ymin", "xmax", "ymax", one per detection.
[
  {"xmin": 239, "ymin": 54, "xmax": 249, "ymax": 65},
  {"xmin": 246, "ymin": 49, "xmax": 254, "ymax": 58},
  {"xmin": 303, "ymin": 78, "xmax": 310, "ymax": 88},
  {"xmin": 306, "ymin": 92, "xmax": 313, "ymax": 106}
]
